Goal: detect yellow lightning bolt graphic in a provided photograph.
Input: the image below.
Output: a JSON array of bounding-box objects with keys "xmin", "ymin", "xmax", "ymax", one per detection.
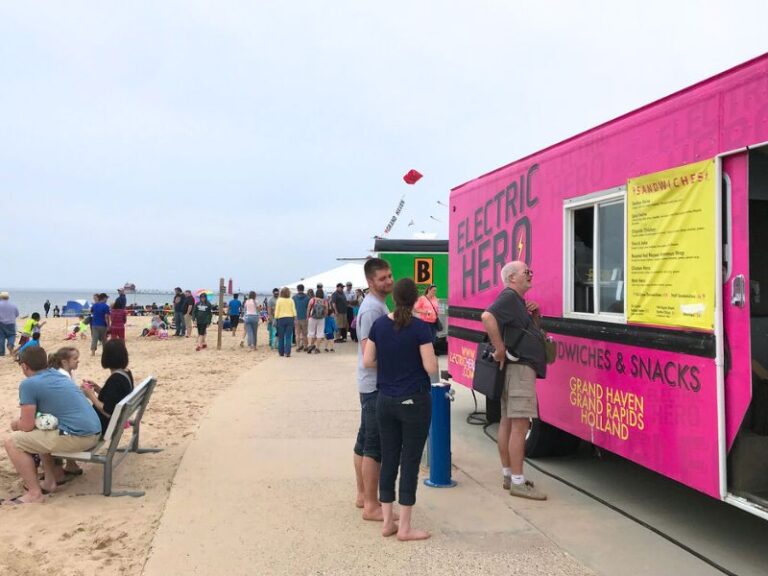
[{"xmin": 517, "ymin": 232, "xmax": 525, "ymax": 258}]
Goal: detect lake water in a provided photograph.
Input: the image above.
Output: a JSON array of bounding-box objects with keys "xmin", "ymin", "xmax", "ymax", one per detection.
[{"xmin": 3, "ymin": 288, "xmax": 176, "ymax": 317}]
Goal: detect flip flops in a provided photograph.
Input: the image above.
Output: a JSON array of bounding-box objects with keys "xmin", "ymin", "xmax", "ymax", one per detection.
[{"xmin": 3, "ymin": 495, "xmax": 44, "ymax": 505}]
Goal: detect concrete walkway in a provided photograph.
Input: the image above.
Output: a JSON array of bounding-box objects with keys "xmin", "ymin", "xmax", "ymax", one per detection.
[
  {"xmin": 142, "ymin": 345, "xmax": 724, "ymax": 576},
  {"xmin": 141, "ymin": 345, "xmax": 591, "ymax": 576}
]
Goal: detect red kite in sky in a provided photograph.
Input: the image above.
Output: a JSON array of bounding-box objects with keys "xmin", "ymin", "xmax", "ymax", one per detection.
[{"xmin": 403, "ymin": 169, "xmax": 423, "ymax": 185}]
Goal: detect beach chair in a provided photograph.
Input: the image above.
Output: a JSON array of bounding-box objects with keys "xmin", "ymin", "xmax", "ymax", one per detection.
[{"xmin": 53, "ymin": 376, "xmax": 162, "ymax": 497}]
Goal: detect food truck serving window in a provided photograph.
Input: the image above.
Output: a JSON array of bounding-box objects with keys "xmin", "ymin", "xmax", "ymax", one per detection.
[{"xmin": 564, "ymin": 187, "xmax": 626, "ymax": 321}]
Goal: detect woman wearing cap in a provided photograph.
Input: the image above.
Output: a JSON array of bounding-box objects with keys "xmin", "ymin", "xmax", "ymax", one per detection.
[{"xmin": 413, "ymin": 284, "xmax": 440, "ymax": 343}]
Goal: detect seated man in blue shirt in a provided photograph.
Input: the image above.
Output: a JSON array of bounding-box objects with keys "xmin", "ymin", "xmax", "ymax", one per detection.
[{"xmin": 3, "ymin": 347, "xmax": 102, "ymax": 505}]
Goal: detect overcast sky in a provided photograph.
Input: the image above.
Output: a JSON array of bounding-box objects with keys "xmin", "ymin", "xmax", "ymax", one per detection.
[{"xmin": 3, "ymin": 1, "xmax": 766, "ymax": 292}]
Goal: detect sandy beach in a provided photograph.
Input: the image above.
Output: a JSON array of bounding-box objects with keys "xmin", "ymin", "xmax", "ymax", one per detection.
[{"xmin": 0, "ymin": 317, "xmax": 269, "ymax": 576}]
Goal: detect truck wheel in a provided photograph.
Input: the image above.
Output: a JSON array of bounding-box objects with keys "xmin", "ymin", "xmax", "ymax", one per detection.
[{"xmin": 525, "ymin": 418, "xmax": 580, "ymax": 458}]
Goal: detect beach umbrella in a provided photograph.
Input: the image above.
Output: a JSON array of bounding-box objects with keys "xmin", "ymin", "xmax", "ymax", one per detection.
[{"xmin": 195, "ymin": 289, "xmax": 214, "ymax": 302}]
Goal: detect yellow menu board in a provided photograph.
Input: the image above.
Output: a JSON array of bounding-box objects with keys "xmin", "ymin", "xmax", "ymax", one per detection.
[{"xmin": 626, "ymin": 159, "xmax": 715, "ymax": 330}]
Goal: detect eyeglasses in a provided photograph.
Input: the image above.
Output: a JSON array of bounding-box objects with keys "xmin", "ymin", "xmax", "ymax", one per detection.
[{"xmin": 522, "ymin": 269, "xmax": 533, "ymax": 277}]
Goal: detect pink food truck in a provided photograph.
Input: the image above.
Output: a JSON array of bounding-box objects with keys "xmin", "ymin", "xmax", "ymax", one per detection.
[{"xmin": 447, "ymin": 53, "xmax": 768, "ymax": 519}]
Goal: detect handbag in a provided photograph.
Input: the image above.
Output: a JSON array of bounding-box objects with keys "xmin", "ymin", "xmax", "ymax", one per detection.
[
  {"xmin": 472, "ymin": 343, "xmax": 505, "ymax": 400},
  {"xmin": 510, "ymin": 322, "xmax": 557, "ymax": 366},
  {"xmin": 427, "ymin": 298, "xmax": 443, "ymax": 332}
]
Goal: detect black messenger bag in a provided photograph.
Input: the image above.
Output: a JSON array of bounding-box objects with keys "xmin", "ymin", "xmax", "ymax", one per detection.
[{"xmin": 472, "ymin": 343, "xmax": 505, "ymax": 401}]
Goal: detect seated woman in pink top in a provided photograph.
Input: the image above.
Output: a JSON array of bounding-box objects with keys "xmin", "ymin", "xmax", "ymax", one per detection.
[{"xmin": 413, "ymin": 284, "xmax": 440, "ymax": 343}]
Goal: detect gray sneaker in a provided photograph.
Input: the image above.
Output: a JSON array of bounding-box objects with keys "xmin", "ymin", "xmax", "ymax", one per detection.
[
  {"xmin": 509, "ymin": 480, "xmax": 547, "ymax": 500},
  {"xmin": 502, "ymin": 475, "xmax": 511, "ymax": 490}
]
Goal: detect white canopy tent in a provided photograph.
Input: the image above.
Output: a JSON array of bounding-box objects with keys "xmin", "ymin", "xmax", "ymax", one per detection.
[{"xmin": 282, "ymin": 262, "xmax": 367, "ymax": 292}]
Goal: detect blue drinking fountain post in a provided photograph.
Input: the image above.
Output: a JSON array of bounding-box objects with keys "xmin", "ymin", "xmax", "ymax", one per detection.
[{"xmin": 424, "ymin": 381, "xmax": 457, "ymax": 488}]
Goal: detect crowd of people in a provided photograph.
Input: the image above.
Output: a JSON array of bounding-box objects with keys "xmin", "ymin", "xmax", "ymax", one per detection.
[{"xmin": 0, "ymin": 259, "xmax": 547, "ymax": 546}]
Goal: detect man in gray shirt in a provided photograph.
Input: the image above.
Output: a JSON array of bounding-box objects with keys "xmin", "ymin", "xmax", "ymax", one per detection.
[
  {"xmin": 0, "ymin": 291, "xmax": 19, "ymax": 356},
  {"xmin": 354, "ymin": 258, "xmax": 394, "ymax": 521}
]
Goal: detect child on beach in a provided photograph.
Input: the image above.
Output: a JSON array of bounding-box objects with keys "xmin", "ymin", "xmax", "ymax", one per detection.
[
  {"xmin": 109, "ymin": 299, "xmax": 128, "ymax": 340},
  {"xmin": 15, "ymin": 332, "xmax": 40, "ymax": 361},
  {"xmin": 49, "ymin": 347, "xmax": 86, "ymax": 476},
  {"xmin": 16, "ymin": 313, "xmax": 45, "ymax": 351},
  {"xmin": 323, "ymin": 315, "xmax": 336, "ymax": 352}
]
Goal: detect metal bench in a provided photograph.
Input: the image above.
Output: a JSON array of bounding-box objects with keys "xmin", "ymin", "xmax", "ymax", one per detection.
[{"xmin": 53, "ymin": 376, "xmax": 162, "ymax": 497}]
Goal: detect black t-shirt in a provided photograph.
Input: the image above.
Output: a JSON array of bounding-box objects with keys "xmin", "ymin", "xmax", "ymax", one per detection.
[
  {"xmin": 173, "ymin": 293, "xmax": 184, "ymax": 312},
  {"xmin": 95, "ymin": 369, "xmax": 134, "ymax": 435},
  {"xmin": 486, "ymin": 288, "xmax": 546, "ymax": 378},
  {"xmin": 332, "ymin": 291, "xmax": 348, "ymax": 314},
  {"xmin": 184, "ymin": 296, "xmax": 195, "ymax": 314}
]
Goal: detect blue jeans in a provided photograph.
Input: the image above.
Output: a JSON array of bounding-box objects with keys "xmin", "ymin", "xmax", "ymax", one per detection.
[
  {"xmin": 267, "ymin": 320, "xmax": 276, "ymax": 348},
  {"xmin": 0, "ymin": 323, "xmax": 16, "ymax": 356},
  {"xmin": 174, "ymin": 311, "xmax": 185, "ymax": 336},
  {"xmin": 244, "ymin": 315, "xmax": 259, "ymax": 348},
  {"xmin": 276, "ymin": 317, "xmax": 294, "ymax": 356}
]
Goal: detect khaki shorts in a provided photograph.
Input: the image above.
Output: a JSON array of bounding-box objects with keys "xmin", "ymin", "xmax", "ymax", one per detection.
[
  {"xmin": 12, "ymin": 429, "xmax": 100, "ymax": 454},
  {"xmin": 296, "ymin": 319, "xmax": 308, "ymax": 339},
  {"xmin": 335, "ymin": 313, "xmax": 348, "ymax": 330},
  {"xmin": 500, "ymin": 364, "xmax": 538, "ymax": 419}
]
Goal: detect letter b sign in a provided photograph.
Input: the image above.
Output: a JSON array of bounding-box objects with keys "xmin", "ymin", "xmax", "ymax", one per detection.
[{"xmin": 414, "ymin": 258, "xmax": 433, "ymax": 284}]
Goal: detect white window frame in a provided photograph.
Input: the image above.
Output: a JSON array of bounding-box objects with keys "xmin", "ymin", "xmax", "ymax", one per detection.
[{"xmin": 562, "ymin": 186, "xmax": 627, "ymax": 323}]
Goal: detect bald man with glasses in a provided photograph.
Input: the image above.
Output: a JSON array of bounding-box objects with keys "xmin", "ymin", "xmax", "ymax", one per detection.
[{"xmin": 481, "ymin": 260, "xmax": 548, "ymax": 501}]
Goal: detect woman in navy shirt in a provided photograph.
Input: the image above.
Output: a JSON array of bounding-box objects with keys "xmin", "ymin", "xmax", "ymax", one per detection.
[{"xmin": 363, "ymin": 278, "xmax": 437, "ymax": 541}]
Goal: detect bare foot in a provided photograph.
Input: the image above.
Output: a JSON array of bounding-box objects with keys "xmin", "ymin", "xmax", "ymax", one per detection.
[
  {"xmin": 397, "ymin": 529, "xmax": 431, "ymax": 541},
  {"xmin": 362, "ymin": 506, "xmax": 384, "ymax": 521},
  {"xmin": 355, "ymin": 496, "xmax": 364, "ymax": 509},
  {"xmin": 382, "ymin": 523, "xmax": 398, "ymax": 537},
  {"xmin": 39, "ymin": 479, "xmax": 58, "ymax": 494}
]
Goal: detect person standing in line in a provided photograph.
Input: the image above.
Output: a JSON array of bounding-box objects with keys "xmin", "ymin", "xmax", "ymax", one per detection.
[
  {"xmin": 274, "ymin": 287, "xmax": 297, "ymax": 357},
  {"xmin": 413, "ymin": 284, "xmax": 440, "ymax": 343},
  {"xmin": 172, "ymin": 287, "xmax": 185, "ymax": 337},
  {"xmin": 114, "ymin": 288, "xmax": 127, "ymax": 310},
  {"xmin": 344, "ymin": 282, "xmax": 357, "ymax": 333},
  {"xmin": 43, "ymin": 300, "xmax": 51, "ymax": 318},
  {"xmin": 109, "ymin": 298, "xmax": 128, "ymax": 340},
  {"xmin": 354, "ymin": 258, "xmax": 394, "ymax": 521},
  {"xmin": 363, "ymin": 278, "xmax": 437, "ymax": 540},
  {"xmin": 332, "ymin": 283, "xmax": 349, "ymax": 343},
  {"xmin": 193, "ymin": 293, "xmax": 213, "ymax": 351},
  {"xmin": 481, "ymin": 261, "xmax": 548, "ymax": 501},
  {"xmin": 292, "ymin": 284, "xmax": 310, "ymax": 352},
  {"xmin": 267, "ymin": 288, "xmax": 279, "ymax": 350},
  {"xmin": 305, "ymin": 288, "xmax": 327, "ymax": 354},
  {"xmin": 0, "ymin": 292, "xmax": 20, "ymax": 356},
  {"xmin": 90, "ymin": 294, "xmax": 111, "ymax": 357},
  {"xmin": 243, "ymin": 291, "xmax": 260, "ymax": 351},
  {"xmin": 228, "ymin": 293, "xmax": 242, "ymax": 338},
  {"xmin": 183, "ymin": 290, "xmax": 195, "ymax": 339}
]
